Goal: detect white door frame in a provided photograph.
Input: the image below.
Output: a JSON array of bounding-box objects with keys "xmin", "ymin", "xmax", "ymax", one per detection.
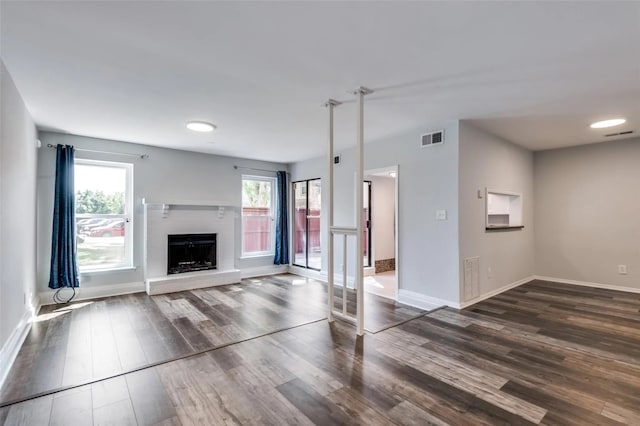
[{"xmin": 364, "ymin": 165, "xmax": 399, "ymax": 301}]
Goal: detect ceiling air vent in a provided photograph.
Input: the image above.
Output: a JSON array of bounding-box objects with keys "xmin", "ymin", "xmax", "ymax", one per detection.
[
  {"xmin": 605, "ymin": 130, "xmax": 634, "ymax": 137},
  {"xmin": 421, "ymin": 130, "xmax": 444, "ymax": 148}
]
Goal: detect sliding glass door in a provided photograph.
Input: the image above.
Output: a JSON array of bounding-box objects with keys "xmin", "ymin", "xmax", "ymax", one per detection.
[{"xmin": 293, "ymin": 179, "xmax": 321, "ymax": 270}]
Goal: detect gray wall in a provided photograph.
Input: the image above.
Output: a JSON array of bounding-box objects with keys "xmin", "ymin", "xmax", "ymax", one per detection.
[
  {"xmin": 534, "ymin": 138, "xmax": 640, "ymax": 290},
  {"xmin": 37, "ymin": 132, "xmax": 288, "ymax": 296},
  {"xmin": 0, "ymin": 61, "xmax": 38, "ymax": 350},
  {"xmin": 458, "ymin": 121, "xmax": 535, "ymax": 303},
  {"xmin": 290, "ymin": 121, "xmax": 460, "ymax": 303}
]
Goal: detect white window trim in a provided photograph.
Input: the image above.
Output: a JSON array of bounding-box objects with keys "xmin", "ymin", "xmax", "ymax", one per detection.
[
  {"xmin": 241, "ymin": 175, "xmax": 276, "ymax": 257},
  {"xmin": 75, "ymin": 158, "xmax": 134, "ymax": 272}
]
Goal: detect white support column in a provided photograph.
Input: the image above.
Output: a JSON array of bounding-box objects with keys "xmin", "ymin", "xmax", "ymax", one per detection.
[
  {"xmin": 342, "ymin": 234, "xmax": 347, "ymax": 315},
  {"xmin": 352, "ymin": 86, "xmax": 373, "ymax": 336},
  {"xmin": 324, "ymin": 99, "xmax": 341, "ymax": 323}
]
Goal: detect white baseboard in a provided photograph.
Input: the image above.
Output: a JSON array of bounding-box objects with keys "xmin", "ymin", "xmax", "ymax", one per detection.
[
  {"xmin": 146, "ymin": 269, "xmax": 241, "ymax": 295},
  {"xmin": 398, "ymin": 289, "xmax": 453, "ymax": 311},
  {"xmin": 0, "ymin": 301, "xmax": 39, "ymax": 390},
  {"xmin": 241, "ymin": 265, "xmax": 289, "ymax": 279},
  {"xmin": 39, "ymin": 281, "xmax": 145, "ymax": 306},
  {"xmin": 288, "ymin": 266, "xmax": 356, "ymax": 288},
  {"xmin": 288, "ymin": 265, "xmax": 323, "ymax": 280},
  {"xmin": 458, "ymin": 275, "xmax": 535, "ymax": 309},
  {"xmin": 533, "ymin": 275, "xmax": 640, "ymax": 294}
]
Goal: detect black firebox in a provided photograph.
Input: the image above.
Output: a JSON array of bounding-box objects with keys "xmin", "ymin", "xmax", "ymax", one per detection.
[{"xmin": 167, "ymin": 233, "xmax": 217, "ymax": 275}]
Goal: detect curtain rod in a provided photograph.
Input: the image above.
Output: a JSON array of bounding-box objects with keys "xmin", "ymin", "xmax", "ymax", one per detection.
[
  {"xmin": 233, "ymin": 165, "xmax": 289, "ymax": 175},
  {"xmin": 46, "ymin": 144, "xmax": 149, "ymax": 159}
]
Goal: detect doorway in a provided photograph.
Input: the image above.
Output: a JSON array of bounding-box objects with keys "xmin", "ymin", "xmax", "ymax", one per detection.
[
  {"xmin": 363, "ymin": 166, "xmax": 398, "ymax": 300},
  {"xmin": 363, "ymin": 180, "xmax": 372, "ymax": 268}
]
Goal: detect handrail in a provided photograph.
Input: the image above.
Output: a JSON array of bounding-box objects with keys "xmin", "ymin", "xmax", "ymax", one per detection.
[{"xmin": 331, "ymin": 226, "xmax": 357, "ymax": 235}]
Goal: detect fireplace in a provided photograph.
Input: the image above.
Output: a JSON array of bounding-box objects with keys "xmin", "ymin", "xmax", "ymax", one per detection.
[{"xmin": 167, "ymin": 233, "xmax": 217, "ymax": 275}]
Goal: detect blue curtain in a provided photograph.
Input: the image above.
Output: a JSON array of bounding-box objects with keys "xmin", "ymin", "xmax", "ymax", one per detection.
[
  {"xmin": 274, "ymin": 171, "xmax": 289, "ymax": 265},
  {"xmin": 49, "ymin": 145, "xmax": 80, "ymax": 289}
]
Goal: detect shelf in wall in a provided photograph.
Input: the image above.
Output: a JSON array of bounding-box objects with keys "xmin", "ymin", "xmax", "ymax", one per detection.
[
  {"xmin": 485, "ymin": 189, "xmax": 523, "ymax": 229},
  {"xmin": 141, "ymin": 198, "xmax": 235, "ymax": 208},
  {"xmin": 485, "ymin": 225, "xmax": 525, "ymax": 231}
]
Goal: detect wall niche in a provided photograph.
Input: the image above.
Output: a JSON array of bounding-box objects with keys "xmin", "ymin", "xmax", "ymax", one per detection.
[{"xmin": 486, "ymin": 189, "xmax": 523, "ymax": 230}]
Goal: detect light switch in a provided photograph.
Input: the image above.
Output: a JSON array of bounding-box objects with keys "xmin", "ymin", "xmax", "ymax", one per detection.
[{"xmin": 436, "ymin": 209, "xmax": 447, "ymax": 220}]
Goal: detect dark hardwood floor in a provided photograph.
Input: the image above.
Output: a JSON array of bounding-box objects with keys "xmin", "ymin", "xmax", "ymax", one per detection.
[
  {"xmin": 2, "ymin": 279, "xmax": 640, "ymax": 425},
  {"xmin": 0, "ymin": 273, "xmax": 426, "ymax": 405}
]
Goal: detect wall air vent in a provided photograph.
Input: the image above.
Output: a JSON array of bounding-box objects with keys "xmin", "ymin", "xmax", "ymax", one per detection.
[
  {"xmin": 605, "ymin": 130, "xmax": 634, "ymax": 137},
  {"xmin": 421, "ymin": 130, "xmax": 444, "ymax": 147}
]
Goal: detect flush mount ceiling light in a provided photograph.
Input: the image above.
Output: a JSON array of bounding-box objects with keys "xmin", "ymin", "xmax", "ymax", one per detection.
[
  {"xmin": 590, "ymin": 118, "xmax": 626, "ymax": 129},
  {"xmin": 186, "ymin": 121, "xmax": 216, "ymax": 132}
]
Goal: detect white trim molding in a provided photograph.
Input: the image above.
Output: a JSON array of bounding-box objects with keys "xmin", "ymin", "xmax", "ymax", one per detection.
[
  {"xmin": 0, "ymin": 300, "xmax": 39, "ymax": 389},
  {"xmin": 38, "ymin": 281, "xmax": 145, "ymax": 306},
  {"xmin": 288, "ymin": 266, "xmax": 356, "ymax": 288},
  {"xmin": 241, "ymin": 265, "xmax": 289, "ymax": 279},
  {"xmin": 533, "ymin": 275, "xmax": 640, "ymax": 294},
  {"xmin": 288, "ymin": 265, "xmax": 324, "ymax": 281},
  {"xmin": 146, "ymin": 269, "xmax": 241, "ymax": 295},
  {"xmin": 398, "ymin": 289, "xmax": 451, "ymax": 311},
  {"xmin": 458, "ymin": 275, "xmax": 535, "ymax": 309}
]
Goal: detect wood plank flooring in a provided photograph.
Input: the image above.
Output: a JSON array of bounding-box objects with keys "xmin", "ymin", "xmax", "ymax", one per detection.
[
  {"xmin": 2, "ymin": 279, "xmax": 640, "ymax": 425},
  {"xmin": 0, "ymin": 273, "xmax": 425, "ymax": 405}
]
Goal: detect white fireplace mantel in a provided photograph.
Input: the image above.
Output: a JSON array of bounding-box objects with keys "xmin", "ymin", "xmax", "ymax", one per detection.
[
  {"xmin": 141, "ymin": 198, "xmax": 235, "ymax": 208},
  {"xmin": 143, "ymin": 198, "xmax": 240, "ymax": 295}
]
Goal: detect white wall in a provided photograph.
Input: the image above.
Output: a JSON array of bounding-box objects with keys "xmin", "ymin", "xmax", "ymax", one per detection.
[
  {"xmin": 0, "ymin": 62, "xmax": 38, "ymax": 358},
  {"xmin": 37, "ymin": 132, "xmax": 288, "ymax": 300},
  {"xmin": 535, "ymin": 138, "xmax": 640, "ymax": 290},
  {"xmin": 368, "ymin": 175, "xmax": 395, "ymax": 262},
  {"xmin": 290, "ymin": 121, "xmax": 460, "ymax": 304},
  {"xmin": 458, "ymin": 121, "xmax": 535, "ymax": 304}
]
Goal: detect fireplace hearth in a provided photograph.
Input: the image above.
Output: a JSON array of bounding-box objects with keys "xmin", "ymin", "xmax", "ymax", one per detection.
[{"xmin": 167, "ymin": 233, "xmax": 217, "ymax": 275}]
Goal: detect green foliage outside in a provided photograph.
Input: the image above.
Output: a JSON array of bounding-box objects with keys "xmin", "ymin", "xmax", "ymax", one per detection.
[
  {"xmin": 242, "ymin": 180, "xmax": 271, "ymax": 207},
  {"xmin": 76, "ymin": 190, "xmax": 124, "ymax": 214}
]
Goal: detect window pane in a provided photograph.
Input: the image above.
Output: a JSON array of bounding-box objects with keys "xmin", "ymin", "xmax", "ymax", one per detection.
[
  {"xmin": 293, "ymin": 181, "xmax": 307, "ymax": 266},
  {"xmin": 75, "ymin": 165, "xmax": 126, "ymax": 214},
  {"xmin": 76, "ymin": 218, "xmax": 127, "ymax": 269},
  {"xmin": 75, "ymin": 163, "xmax": 129, "ymax": 270},
  {"xmin": 242, "ymin": 179, "xmax": 272, "ymax": 254}
]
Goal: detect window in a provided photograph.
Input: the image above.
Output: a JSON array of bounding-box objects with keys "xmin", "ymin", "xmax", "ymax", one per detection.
[
  {"xmin": 75, "ymin": 159, "xmax": 133, "ymax": 271},
  {"xmin": 242, "ymin": 176, "xmax": 276, "ymax": 256}
]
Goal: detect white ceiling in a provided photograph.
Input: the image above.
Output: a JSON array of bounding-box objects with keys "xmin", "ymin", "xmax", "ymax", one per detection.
[{"xmin": 1, "ymin": 1, "xmax": 639, "ymax": 162}]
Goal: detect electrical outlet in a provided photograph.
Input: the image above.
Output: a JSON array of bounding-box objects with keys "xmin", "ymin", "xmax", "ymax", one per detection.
[
  {"xmin": 436, "ymin": 209, "xmax": 447, "ymax": 220},
  {"xmin": 618, "ymin": 265, "xmax": 627, "ymax": 275}
]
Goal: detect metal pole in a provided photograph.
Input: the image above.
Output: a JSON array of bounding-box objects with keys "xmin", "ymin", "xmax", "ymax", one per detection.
[
  {"xmin": 324, "ymin": 99, "xmax": 340, "ymax": 322},
  {"xmin": 353, "ymin": 86, "xmax": 372, "ymax": 336}
]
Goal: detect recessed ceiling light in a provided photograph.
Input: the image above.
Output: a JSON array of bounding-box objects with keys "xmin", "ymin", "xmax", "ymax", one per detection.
[
  {"xmin": 186, "ymin": 121, "xmax": 216, "ymax": 132},
  {"xmin": 590, "ymin": 118, "xmax": 626, "ymax": 129}
]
